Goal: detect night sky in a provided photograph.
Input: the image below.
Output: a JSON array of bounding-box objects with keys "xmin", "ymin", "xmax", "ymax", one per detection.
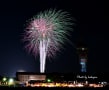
[{"xmin": 0, "ymin": 0, "xmax": 107, "ymax": 77}]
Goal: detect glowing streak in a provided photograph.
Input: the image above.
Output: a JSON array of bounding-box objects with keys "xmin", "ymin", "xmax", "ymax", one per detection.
[{"xmin": 39, "ymin": 39, "xmax": 49, "ymax": 73}]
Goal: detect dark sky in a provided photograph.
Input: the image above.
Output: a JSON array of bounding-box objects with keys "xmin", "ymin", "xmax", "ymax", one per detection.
[{"xmin": 0, "ymin": 0, "xmax": 108, "ymax": 77}]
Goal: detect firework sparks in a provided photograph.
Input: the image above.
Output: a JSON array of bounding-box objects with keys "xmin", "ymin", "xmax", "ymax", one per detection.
[{"xmin": 23, "ymin": 9, "xmax": 74, "ymax": 73}]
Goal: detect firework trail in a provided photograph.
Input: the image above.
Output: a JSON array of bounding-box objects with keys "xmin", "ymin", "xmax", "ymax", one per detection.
[{"xmin": 23, "ymin": 9, "xmax": 74, "ymax": 73}]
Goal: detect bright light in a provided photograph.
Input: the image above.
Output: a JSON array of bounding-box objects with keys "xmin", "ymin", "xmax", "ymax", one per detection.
[
  {"xmin": 9, "ymin": 78, "xmax": 14, "ymax": 83},
  {"xmin": 82, "ymin": 48, "xmax": 85, "ymax": 51},
  {"xmin": 47, "ymin": 79, "xmax": 51, "ymax": 82},
  {"xmin": 8, "ymin": 78, "xmax": 14, "ymax": 85},
  {"xmin": 76, "ymin": 83, "xmax": 84, "ymax": 87},
  {"xmin": 68, "ymin": 84, "xmax": 75, "ymax": 87},
  {"xmin": 3, "ymin": 77, "xmax": 7, "ymax": 81}
]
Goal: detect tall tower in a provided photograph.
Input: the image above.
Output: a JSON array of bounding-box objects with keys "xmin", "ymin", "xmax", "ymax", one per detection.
[{"xmin": 77, "ymin": 47, "xmax": 88, "ymax": 72}]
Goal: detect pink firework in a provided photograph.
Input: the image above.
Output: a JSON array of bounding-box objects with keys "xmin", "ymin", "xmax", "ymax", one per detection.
[{"xmin": 23, "ymin": 9, "xmax": 73, "ymax": 73}]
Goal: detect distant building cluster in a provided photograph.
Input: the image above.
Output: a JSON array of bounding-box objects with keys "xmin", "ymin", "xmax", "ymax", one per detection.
[
  {"xmin": 15, "ymin": 72, "xmax": 107, "ymax": 87},
  {"xmin": 0, "ymin": 72, "xmax": 108, "ymax": 87}
]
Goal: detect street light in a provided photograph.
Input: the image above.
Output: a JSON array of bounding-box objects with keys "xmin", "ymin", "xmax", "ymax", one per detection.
[
  {"xmin": 8, "ymin": 78, "xmax": 14, "ymax": 85},
  {"xmin": 47, "ymin": 79, "xmax": 51, "ymax": 83},
  {"xmin": 3, "ymin": 77, "xmax": 7, "ymax": 82}
]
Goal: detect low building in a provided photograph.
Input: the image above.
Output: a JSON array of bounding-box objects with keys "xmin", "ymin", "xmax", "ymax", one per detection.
[{"xmin": 16, "ymin": 72, "xmax": 46, "ymax": 83}]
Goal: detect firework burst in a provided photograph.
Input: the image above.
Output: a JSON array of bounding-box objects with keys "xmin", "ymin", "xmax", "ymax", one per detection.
[{"xmin": 23, "ymin": 9, "xmax": 74, "ymax": 73}]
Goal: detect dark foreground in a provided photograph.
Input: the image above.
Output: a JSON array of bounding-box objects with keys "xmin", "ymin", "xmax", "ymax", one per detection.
[{"xmin": 0, "ymin": 86, "xmax": 108, "ymax": 90}]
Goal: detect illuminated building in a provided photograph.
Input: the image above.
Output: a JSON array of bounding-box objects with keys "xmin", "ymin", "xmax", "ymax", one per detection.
[
  {"xmin": 16, "ymin": 72, "xmax": 46, "ymax": 83},
  {"xmin": 77, "ymin": 46, "xmax": 88, "ymax": 72}
]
